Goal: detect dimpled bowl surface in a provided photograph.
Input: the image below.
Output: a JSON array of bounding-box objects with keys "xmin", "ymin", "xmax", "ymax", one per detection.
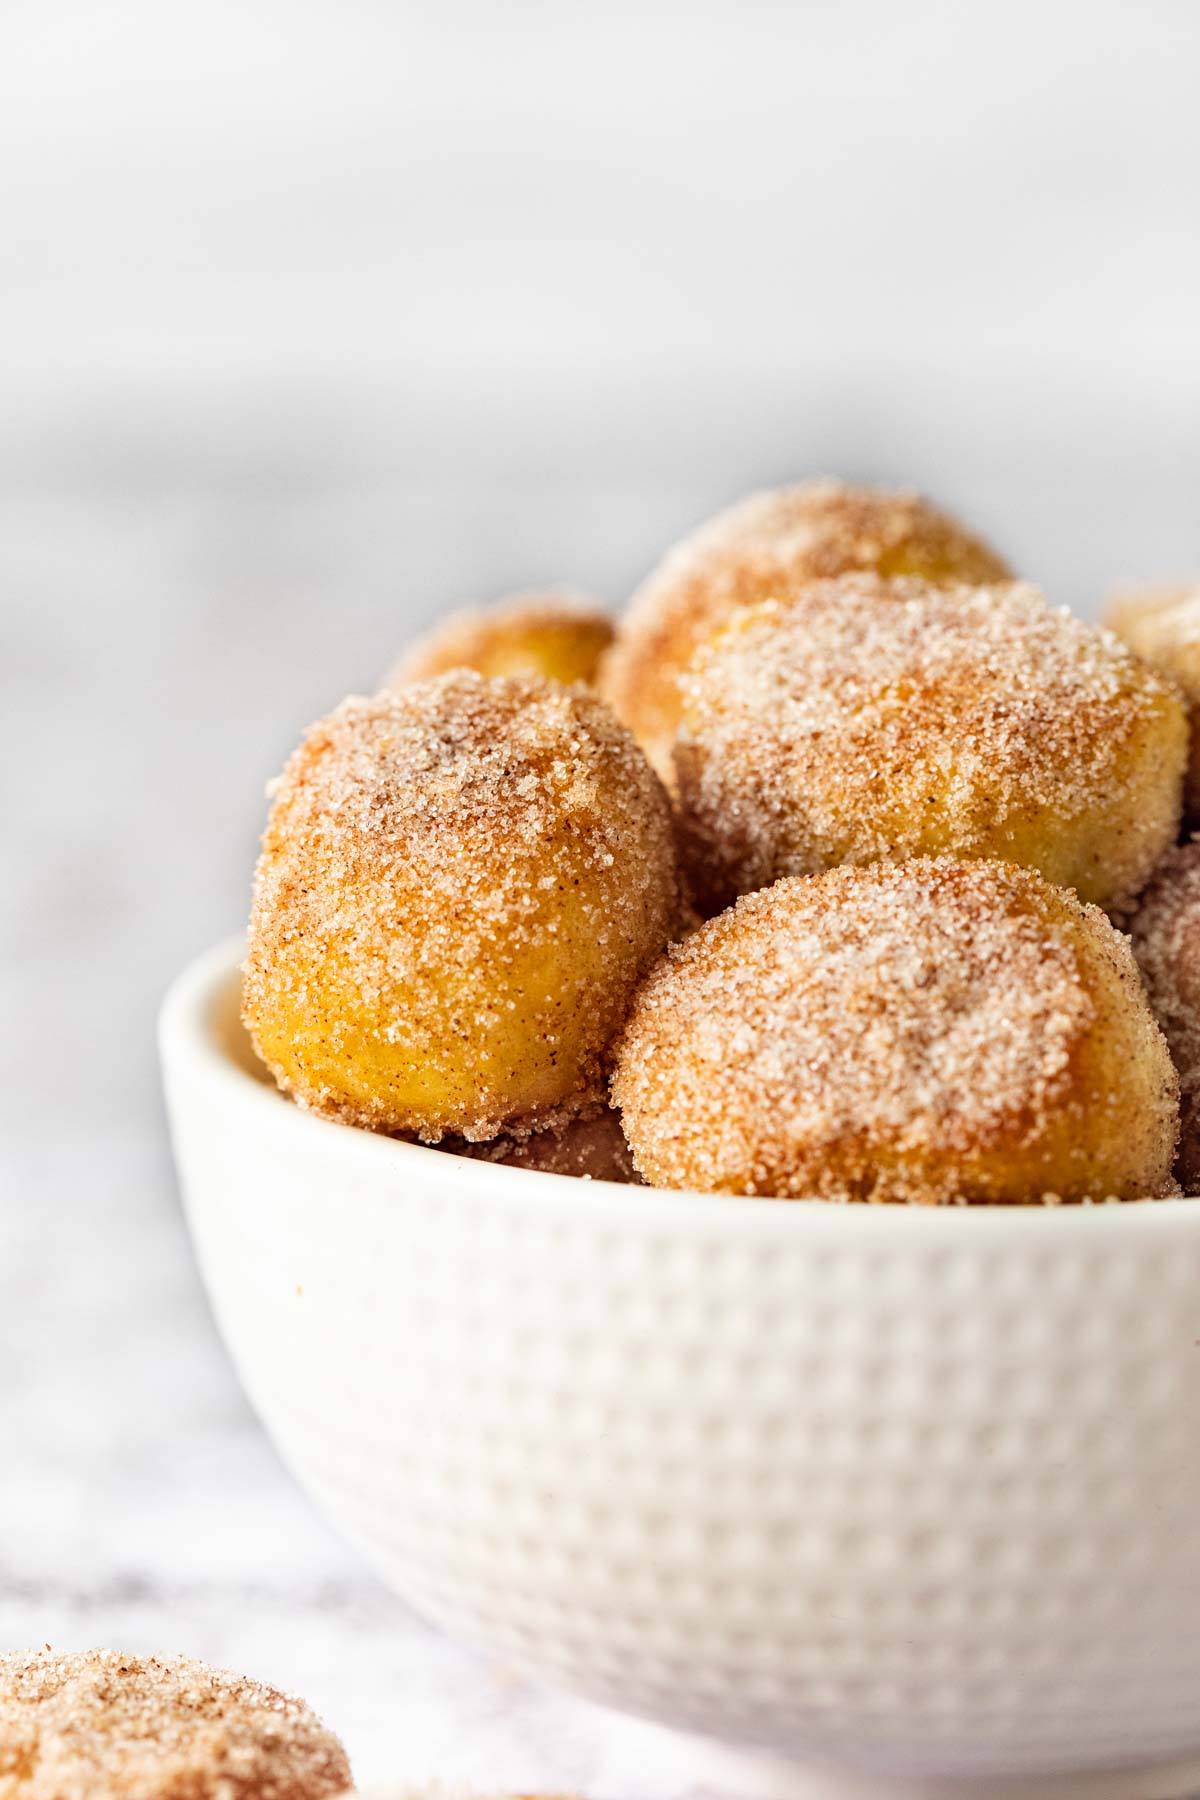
[{"xmin": 161, "ymin": 941, "xmax": 1200, "ymax": 1800}]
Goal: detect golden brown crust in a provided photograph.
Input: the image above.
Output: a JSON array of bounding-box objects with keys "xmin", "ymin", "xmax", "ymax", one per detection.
[
  {"xmin": 601, "ymin": 480, "xmax": 1011, "ymax": 780},
  {"xmin": 387, "ymin": 592, "xmax": 614, "ymax": 690},
  {"xmin": 244, "ymin": 673, "xmax": 680, "ymax": 1141},
  {"xmin": 0, "ymin": 1648, "xmax": 351, "ymax": 1800},
  {"xmin": 674, "ymin": 576, "xmax": 1187, "ymax": 916},
  {"xmin": 1104, "ymin": 583, "xmax": 1200, "ymax": 819},
  {"xmin": 1130, "ymin": 839, "xmax": 1200, "ymax": 1193},
  {"xmin": 612, "ymin": 859, "xmax": 1179, "ymax": 1205}
]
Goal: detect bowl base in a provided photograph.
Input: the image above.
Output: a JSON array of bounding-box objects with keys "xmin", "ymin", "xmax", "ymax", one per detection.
[{"xmin": 617, "ymin": 1718, "xmax": 1200, "ymax": 1800}]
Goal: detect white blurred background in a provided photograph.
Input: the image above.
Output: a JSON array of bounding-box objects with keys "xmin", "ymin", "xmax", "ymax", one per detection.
[{"xmin": 4, "ymin": 1, "xmax": 1200, "ymax": 1786}]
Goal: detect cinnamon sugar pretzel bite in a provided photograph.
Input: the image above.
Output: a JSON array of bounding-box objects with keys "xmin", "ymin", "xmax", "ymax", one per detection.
[
  {"xmin": 244, "ymin": 673, "xmax": 680, "ymax": 1142},
  {"xmin": 612, "ymin": 859, "xmax": 1178, "ymax": 1204},
  {"xmin": 601, "ymin": 480, "xmax": 1010, "ymax": 781}
]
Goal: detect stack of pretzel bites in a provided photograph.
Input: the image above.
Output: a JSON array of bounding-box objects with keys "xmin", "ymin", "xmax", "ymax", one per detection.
[{"xmin": 241, "ymin": 480, "xmax": 1200, "ymax": 1205}]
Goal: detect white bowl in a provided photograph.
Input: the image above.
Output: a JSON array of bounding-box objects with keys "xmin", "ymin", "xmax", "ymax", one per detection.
[{"xmin": 161, "ymin": 940, "xmax": 1200, "ymax": 1800}]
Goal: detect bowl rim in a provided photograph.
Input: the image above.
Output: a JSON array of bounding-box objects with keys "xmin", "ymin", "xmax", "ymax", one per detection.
[{"xmin": 160, "ymin": 935, "xmax": 1200, "ymax": 1242}]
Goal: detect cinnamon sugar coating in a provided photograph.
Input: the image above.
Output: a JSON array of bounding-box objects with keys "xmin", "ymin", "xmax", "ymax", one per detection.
[
  {"xmin": 386, "ymin": 591, "xmax": 613, "ymax": 690},
  {"xmin": 1105, "ymin": 583, "xmax": 1200, "ymax": 819},
  {"xmin": 1131, "ymin": 840, "xmax": 1200, "ymax": 1192},
  {"xmin": 0, "ymin": 1648, "xmax": 351, "ymax": 1800},
  {"xmin": 244, "ymin": 673, "xmax": 680, "ymax": 1141},
  {"xmin": 612, "ymin": 859, "xmax": 1178, "ymax": 1204},
  {"xmin": 448, "ymin": 1105, "xmax": 642, "ymax": 1182},
  {"xmin": 674, "ymin": 576, "xmax": 1187, "ymax": 915},
  {"xmin": 601, "ymin": 480, "xmax": 1010, "ymax": 780}
]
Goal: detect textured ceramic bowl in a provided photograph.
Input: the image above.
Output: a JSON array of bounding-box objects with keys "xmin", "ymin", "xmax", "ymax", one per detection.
[{"xmin": 161, "ymin": 940, "xmax": 1200, "ymax": 1800}]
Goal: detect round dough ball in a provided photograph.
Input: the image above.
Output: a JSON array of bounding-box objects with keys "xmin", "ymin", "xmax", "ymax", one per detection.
[
  {"xmin": 602, "ymin": 480, "xmax": 1010, "ymax": 779},
  {"xmin": 387, "ymin": 591, "xmax": 613, "ymax": 689},
  {"xmin": 449, "ymin": 1106, "xmax": 642, "ymax": 1183},
  {"xmin": 1105, "ymin": 583, "xmax": 1200, "ymax": 819},
  {"xmin": 1131, "ymin": 840, "xmax": 1200, "ymax": 1192},
  {"xmin": 244, "ymin": 673, "xmax": 680, "ymax": 1141},
  {"xmin": 674, "ymin": 575, "xmax": 1187, "ymax": 915},
  {"xmin": 612, "ymin": 858, "xmax": 1178, "ymax": 1204},
  {"xmin": 0, "ymin": 1647, "xmax": 351, "ymax": 1799}
]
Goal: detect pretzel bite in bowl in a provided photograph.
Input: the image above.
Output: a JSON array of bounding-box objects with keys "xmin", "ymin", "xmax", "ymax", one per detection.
[
  {"xmin": 613, "ymin": 857, "xmax": 1179, "ymax": 1204},
  {"xmin": 672, "ymin": 575, "xmax": 1186, "ymax": 916},
  {"xmin": 1132, "ymin": 839, "xmax": 1200, "ymax": 1193},
  {"xmin": 386, "ymin": 590, "xmax": 614, "ymax": 691},
  {"xmin": 243, "ymin": 672, "xmax": 680, "ymax": 1143},
  {"xmin": 1105, "ymin": 582, "xmax": 1200, "ymax": 821},
  {"xmin": 601, "ymin": 479, "xmax": 1010, "ymax": 781}
]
